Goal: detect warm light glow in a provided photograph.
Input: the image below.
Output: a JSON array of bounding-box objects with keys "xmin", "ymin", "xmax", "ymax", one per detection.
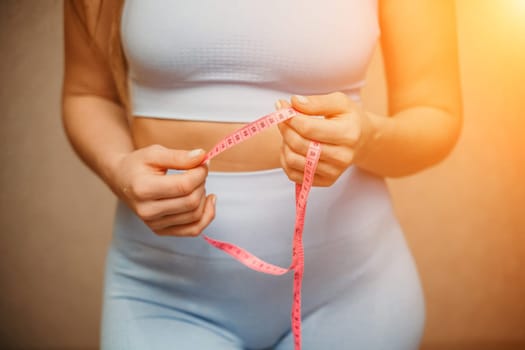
[
  {"xmin": 492, "ymin": 0, "xmax": 525, "ymax": 29},
  {"xmin": 506, "ymin": 0, "xmax": 525, "ymax": 28},
  {"xmin": 463, "ymin": 0, "xmax": 525, "ymax": 31},
  {"xmin": 460, "ymin": 0, "xmax": 525, "ymax": 58},
  {"xmin": 511, "ymin": 0, "xmax": 525, "ymax": 13}
]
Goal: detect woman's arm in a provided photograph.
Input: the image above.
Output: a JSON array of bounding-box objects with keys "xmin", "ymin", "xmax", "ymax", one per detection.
[
  {"xmin": 364, "ymin": 0, "xmax": 462, "ymax": 176},
  {"xmin": 278, "ymin": 0, "xmax": 462, "ymax": 184},
  {"xmin": 62, "ymin": 1, "xmax": 133, "ymax": 189},
  {"xmin": 62, "ymin": 1, "xmax": 215, "ymax": 236}
]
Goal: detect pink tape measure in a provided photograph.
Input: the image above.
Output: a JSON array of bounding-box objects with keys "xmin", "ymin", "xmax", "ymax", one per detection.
[{"xmin": 201, "ymin": 107, "xmax": 321, "ymax": 350}]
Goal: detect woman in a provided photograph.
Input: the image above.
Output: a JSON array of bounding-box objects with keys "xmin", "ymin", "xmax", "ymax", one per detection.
[{"xmin": 62, "ymin": 0, "xmax": 461, "ymax": 349}]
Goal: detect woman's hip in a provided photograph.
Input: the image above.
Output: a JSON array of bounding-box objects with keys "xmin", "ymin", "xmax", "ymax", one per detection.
[
  {"xmin": 105, "ymin": 165, "xmax": 417, "ymax": 310},
  {"xmin": 111, "ymin": 166, "xmax": 398, "ymax": 257}
]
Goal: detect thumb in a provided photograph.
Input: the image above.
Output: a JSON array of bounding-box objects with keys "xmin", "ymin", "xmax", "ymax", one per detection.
[
  {"xmin": 143, "ymin": 145, "xmax": 206, "ymax": 170},
  {"xmin": 290, "ymin": 92, "xmax": 352, "ymax": 117}
]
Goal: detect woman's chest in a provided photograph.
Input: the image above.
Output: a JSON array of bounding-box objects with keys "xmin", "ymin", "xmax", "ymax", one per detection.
[{"xmin": 121, "ymin": 0, "xmax": 379, "ymax": 91}]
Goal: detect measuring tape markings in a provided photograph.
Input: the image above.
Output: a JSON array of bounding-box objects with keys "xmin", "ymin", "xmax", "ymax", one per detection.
[{"xmin": 200, "ymin": 107, "xmax": 321, "ymax": 350}]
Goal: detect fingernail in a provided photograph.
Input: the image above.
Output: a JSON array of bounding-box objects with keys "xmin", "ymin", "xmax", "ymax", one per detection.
[
  {"xmin": 188, "ymin": 149, "xmax": 204, "ymax": 158},
  {"xmin": 294, "ymin": 95, "xmax": 308, "ymax": 104},
  {"xmin": 204, "ymin": 159, "xmax": 211, "ymax": 167},
  {"xmin": 211, "ymin": 195, "xmax": 217, "ymax": 206},
  {"xmin": 275, "ymin": 100, "xmax": 282, "ymax": 110}
]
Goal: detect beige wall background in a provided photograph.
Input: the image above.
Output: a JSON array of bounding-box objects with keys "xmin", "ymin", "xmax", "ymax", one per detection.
[{"xmin": 0, "ymin": 0, "xmax": 523, "ymax": 349}]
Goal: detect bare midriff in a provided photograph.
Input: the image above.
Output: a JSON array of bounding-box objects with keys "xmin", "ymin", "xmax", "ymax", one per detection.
[{"xmin": 131, "ymin": 117, "xmax": 283, "ymax": 172}]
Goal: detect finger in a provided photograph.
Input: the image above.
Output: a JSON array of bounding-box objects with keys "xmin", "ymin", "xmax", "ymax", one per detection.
[
  {"xmin": 275, "ymin": 93, "xmax": 356, "ymax": 144},
  {"xmin": 275, "ymin": 99, "xmax": 292, "ymax": 110},
  {"xmin": 280, "ymin": 119, "xmax": 353, "ymax": 161},
  {"xmin": 276, "ymin": 100, "xmax": 355, "ymax": 146},
  {"xmin": 147, "ymin": 194, "xmax": 207, "ymax": 229},
  {"xmin": 137, "ymin": 186, "xmax": 206, "ymax": 221},
  {"xmin": 130, "ymin": 166, "xmax": 208, "ymax": 201},
  {"xmin": 312, "ymin": 175, "xmax": 339, "ymax": 187},
  {"xmin": 280, "ymin": 151, "xmax": 303, "ymax": 184},
  {"xmin": 279, "ymin": 121, "xmax": 309, "ymax": 154},
  {"xmin": 141, "ymin": 144, "xmax": 207, "ymax": 170},
  {"xmin": 281, "ymin": 146, "xmax": 328, "ymax": 183},
  {"xmin": 285, "ymin": 113, "xmax": 359, "ymax": 145},
  {"xmin": 281, "ymin": 144, "xmax": 346, "ymax": 180},
  {"xmin": 281, "ymin": 122, "xmax": 358, "ymax": 163},
  {"xmin": 279, "ymin": 95, "xmax": 358, "ymax": 144},
  {"xmin": 279, "ymin": 97, "xmax": 358, "ymax": 145},
  {"xmin": 320, "ymin": 145, "xmax": 355, "ymax": 168},
  {"xmin": 281, "ymin": 143, "xmax": 307, "ymax": 173},
  {"xmin": 157, "ymin": 194, "xmax": 217, "ymax": 237},
  {"xmin": 290, "ymin": 91, "xmax": 355, "ymax": 117},
  {"xmin": 280, "ymin": 161, "xmax": 336, "ymax": 187}
]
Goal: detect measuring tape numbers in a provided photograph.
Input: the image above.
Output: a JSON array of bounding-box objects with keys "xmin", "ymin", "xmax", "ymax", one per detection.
[{"xmin": 201, "ymin": 107, "xmax": 321, "ymax": 350}]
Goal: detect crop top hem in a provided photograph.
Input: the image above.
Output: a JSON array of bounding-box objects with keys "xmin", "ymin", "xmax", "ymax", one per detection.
[{"xmin": 130, "ymin": 82, "xmax": 365, "ymax": 123}]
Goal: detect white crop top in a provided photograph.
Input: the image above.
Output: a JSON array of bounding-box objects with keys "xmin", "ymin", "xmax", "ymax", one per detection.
[{"xmin": 121, "ymin": 0, "xmax": 380, "ymax": 122}]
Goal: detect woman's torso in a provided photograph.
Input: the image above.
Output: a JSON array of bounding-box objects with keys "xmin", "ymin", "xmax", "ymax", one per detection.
[{"xmin": 121, "ymin": 0, "xmax": 380, "ymax": 171}]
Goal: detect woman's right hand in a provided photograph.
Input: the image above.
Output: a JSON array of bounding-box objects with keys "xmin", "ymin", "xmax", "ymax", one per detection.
[{"xmin": 111, "ymin": 144, "xmax": 216, "ymax": 237}]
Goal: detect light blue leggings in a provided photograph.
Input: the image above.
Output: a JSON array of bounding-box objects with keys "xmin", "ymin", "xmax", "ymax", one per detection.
[{"xmin": 101, "ymin": 167, "xmax": 425, "ymax": 349}]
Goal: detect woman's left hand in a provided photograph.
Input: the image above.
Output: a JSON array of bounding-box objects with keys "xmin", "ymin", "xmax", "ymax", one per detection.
[{"xmin": 277, "ymin": 92, "xmax": 375, "ymax": 187}]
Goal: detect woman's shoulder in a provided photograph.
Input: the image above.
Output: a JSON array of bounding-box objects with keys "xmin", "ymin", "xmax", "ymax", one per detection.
[
  {"xmin": 64, "ymin": 0, "xmax": 128, "ymax": 107},
  {"xmin": 66, "ymin": 0, "xmax": 123, "ymax": 51}
]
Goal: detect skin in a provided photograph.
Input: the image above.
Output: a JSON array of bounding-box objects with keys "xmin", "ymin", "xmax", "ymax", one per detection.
[{"xmin": 62, "ymin": 0, "xmax": 462, "ymax": 237}]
